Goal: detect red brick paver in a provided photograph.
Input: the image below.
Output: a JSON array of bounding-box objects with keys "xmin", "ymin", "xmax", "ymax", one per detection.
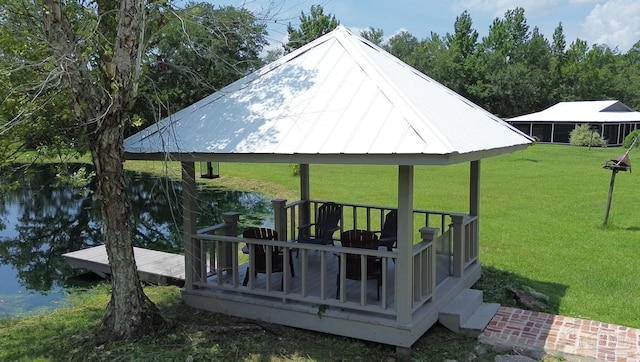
[{"xmin": 479, "ymin": 307, "xmax": 640, "ymax": 361}]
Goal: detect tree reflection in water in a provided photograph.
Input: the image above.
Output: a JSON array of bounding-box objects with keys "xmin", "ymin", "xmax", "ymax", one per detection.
[{"xmin": 0, "ymin": 163, "xmax": 272, "ymax": 297}]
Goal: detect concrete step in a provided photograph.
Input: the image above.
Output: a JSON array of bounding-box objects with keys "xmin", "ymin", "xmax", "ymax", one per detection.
[
  {"xmin": 439, "ymin": 288, "xmax": 483, "ymax": 333},
  {"xmin": 460, "ymin": 302, "xmax": 501, "ymax": 337}
]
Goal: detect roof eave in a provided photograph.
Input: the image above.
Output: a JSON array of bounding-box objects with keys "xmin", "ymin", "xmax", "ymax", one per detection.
[{"xmin": 124, "ymin": 143, "xmax": 530, "ymax": 166}]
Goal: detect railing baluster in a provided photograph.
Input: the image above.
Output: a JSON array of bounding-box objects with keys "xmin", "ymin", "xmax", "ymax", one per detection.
[
  {"xmin": 320, "ymin": 251, "xmax": 327, "ymax": 300},
  {"xmin": 360, "ymin": 254, "xmax": 367, "ymax": 306},
  {"xmin": 352, "ymin": 206, "xmax": 358, "ymax": 230},
  {"xmin": 338, "ymin": 251, "xmax": 346, "ymax": 302},
  {"xmin": 301, "ymin": 249, "xmax": 308, "ymax": 297},
  {"xmin": 381, "ymin": 257, "xmax": 387, "ymax": 309}
]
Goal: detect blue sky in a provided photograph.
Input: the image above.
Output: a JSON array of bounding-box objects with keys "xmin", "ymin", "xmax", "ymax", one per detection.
[{"xmin": 217, "ymin": 0, "xmax": 640, "ymax": 53}]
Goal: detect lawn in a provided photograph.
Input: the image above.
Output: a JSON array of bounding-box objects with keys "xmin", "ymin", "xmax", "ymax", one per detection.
[
  {"xmin": 130, "ymin": 144, "xmax": 640, "ymax": 328},
  {"xmin": 1, "ymin": 284, "xmax": 541, "ymax": 361}
]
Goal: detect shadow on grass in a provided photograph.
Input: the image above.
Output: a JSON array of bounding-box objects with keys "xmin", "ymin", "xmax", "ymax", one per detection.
[
  {"xmin": 509, "ymin": 157, "xmax": 540, "ymax": 163},
  {"xmin": 473, "ymin": 265, "xmax": 568, "ymax": 314}
]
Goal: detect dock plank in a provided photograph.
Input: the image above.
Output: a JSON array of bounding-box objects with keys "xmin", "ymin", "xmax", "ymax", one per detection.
[{"xmin": 63, "ymin": 245, "xmax": 185, "ymax": 284}]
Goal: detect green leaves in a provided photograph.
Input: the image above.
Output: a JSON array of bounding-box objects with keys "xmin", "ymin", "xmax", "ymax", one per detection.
[
  {"xmin": 132, "ymin": 3, "xmax": 268, "ymax": 127},
  {"xmin": 369, "ymin": 7, "xmax": 640, "ymax": 118},
  {"xmin": 284, "ymin": 5, "xmax": 339, "ymax": 53}
]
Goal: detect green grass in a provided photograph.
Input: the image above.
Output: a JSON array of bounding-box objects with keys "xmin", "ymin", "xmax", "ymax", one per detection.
[{"xmin": 0, "ymin": 284, "xmax": 512, "ymax": 361}]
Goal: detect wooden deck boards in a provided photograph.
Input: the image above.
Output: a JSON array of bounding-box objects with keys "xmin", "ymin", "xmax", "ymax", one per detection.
[{"xmin": 63, "ymin": 245, "xmax": 185, "ymax": 284}]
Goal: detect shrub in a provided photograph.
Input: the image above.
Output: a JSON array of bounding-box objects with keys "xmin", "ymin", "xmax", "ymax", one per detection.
[
  {"xmin": 622, "ymin": 129, "xmax": 640, "ymax": 148},
  {"xmin": 289, "ymin": 163, "xmax": 300, "ymax": 176},
  {"xmin": 570, "ymin": 124, "xmax": 607, "ymax": 147}
]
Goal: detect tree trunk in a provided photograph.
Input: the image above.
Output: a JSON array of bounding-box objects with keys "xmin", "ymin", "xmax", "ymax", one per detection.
[
  {"xmin": 91, "ymin": 112, "xmax": 164, "ymax": 339},
  {"xmin": 42, "ymin": 0, "xmax": 165, "ymax": 340}
]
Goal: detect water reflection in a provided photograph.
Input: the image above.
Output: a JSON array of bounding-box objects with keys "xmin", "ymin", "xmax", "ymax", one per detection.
[{"xmin": 0, "ymin": 163, "xmax": 272, "ymax": 315}]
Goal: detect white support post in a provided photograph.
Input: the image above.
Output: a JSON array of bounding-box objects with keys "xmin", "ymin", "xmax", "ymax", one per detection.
[
  {"xmin": 451, "ymin": 215, "xmax": 465, "ymax": 278},
  {"xmin": 272, "ymin": 199, "xmax": 287, "ymax": 240},
  {"xmin": 299, "ymin": 164, "xmax": 310, "ymax": 228},
  {"xmin": 470, "ymin": 160, "xmax": 480, "ymax": 217},
  {"xmin": 221, "ymin": 212, "xmax": 239, "ymax": 284},
  {"xmin": 396, "ymin": 165, "xmax": 414, "ymax": 324},
  {"xmin": 181, "ymin": 161, "xmax": 198, "ymax": 289},
  {"xmin": 470, "ymin": 160, "xmax": 480, "ymax": 262}
]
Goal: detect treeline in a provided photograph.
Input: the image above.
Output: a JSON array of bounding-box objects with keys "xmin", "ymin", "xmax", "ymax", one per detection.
[
  {"xmin": 2, "ymin": 3, "xmax": 639, "ymax": 156},
  {"xmin": 366, "ymin": 8, "xmax": 640, "ymax": 118}
]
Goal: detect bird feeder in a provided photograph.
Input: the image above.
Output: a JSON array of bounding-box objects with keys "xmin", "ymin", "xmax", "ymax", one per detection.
[
  {"xmin": 199, "ymin": 162, "xmax": 220, "ymax": 179},
  {"xmin": 602, "ymin": 153, "xmax": 631, "ymax": 225}
]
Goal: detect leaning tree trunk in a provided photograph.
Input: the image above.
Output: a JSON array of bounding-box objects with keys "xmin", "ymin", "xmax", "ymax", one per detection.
[
  {"xmin": 43, "ymin": 0, "xmax": 164, "ymax": 339},
  {"xmin": 90, "ymin": 114, "xmax": 163, "ymax": 339}
]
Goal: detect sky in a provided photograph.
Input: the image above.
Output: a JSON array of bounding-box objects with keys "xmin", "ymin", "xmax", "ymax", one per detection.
[{"xmin": 217, "ymin": 0, "xmax": 640, "ymax": 53}]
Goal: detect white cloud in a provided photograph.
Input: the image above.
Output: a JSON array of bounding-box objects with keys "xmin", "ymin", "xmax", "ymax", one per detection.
[
  {"xmin": 569, "ymin": 0, "xmax": 599, "ymax": 4},
  {"xmin": 452, "ymin": 0, "xmax": 559, "ymax": 18},
  {"xmin": 582, "ymin": 0, "xmax": 640, "ymax": 51}
]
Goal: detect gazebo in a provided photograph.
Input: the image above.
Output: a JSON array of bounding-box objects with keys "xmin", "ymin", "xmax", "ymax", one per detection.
[{"xmin": 124, "ymin": 26, "xmax": 532, "ymax": 352}]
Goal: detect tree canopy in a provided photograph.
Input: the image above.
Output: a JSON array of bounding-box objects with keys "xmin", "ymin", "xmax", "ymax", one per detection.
[
  {"xmin": 372, "ymin": 7, "xmax": 640, "ymax": 117},
  {"xmin": 133, "ymin": 3, "xmax": 268, "ymax": 128},
  {"xmin": 284, "ymin": 4, "xmax": 339, "ymax": 53}
]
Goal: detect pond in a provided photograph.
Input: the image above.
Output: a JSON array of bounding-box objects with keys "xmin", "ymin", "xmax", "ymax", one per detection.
[{"xmin": 0, "ymin": 163, "xmax": 273, "ymax": 317}]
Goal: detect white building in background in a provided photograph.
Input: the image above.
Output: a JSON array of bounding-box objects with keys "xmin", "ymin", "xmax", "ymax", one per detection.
[{"xmin": 508, "ymin": 100, "xmax": 640, "ymax": 146}]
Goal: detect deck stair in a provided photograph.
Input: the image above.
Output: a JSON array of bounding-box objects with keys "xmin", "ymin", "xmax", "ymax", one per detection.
[{"xmin": 439, "ymin": 288, "xmax": 500, "ymax": 337}]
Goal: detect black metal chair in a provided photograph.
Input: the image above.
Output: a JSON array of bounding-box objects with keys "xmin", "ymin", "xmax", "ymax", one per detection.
[
  {"xmin": 242, "ymin": 227, "xmax": 294, "ymax": 287},
  {"xmin": 297, "ymin": 202, "xmax": 342, "ymax": 255},
  {"xmin": 336, "ymin": 229, "xmax": 382, "ymax": 300}
]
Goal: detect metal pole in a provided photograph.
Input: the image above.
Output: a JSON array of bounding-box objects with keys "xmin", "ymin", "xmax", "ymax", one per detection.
[{"xmin": 603, "ymin": 169, "xmax": 618, "ymax": 225}]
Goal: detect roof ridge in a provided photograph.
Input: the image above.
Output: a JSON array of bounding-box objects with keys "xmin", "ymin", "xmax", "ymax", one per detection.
[{"xmin": 331, "ymin": 27, "xmax": 456, "ymax": 153}]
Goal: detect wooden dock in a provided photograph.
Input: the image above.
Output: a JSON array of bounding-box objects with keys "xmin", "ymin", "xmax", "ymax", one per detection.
[{"xmin": 63, "ymin": 245, "xmax": 185, "ymax": 285}]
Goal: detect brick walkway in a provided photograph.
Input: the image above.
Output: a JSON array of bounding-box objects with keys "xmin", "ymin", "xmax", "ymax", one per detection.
[{"xmin": 478, "ymin": 306, "xmax": 640, "ymax": 361}]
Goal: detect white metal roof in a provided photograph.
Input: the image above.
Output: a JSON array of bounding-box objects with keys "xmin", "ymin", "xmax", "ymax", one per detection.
[
  {"xmin": 509, "ymin": 100, "xmax": 640, "ymax": 123},
  {"xmin": 125, "ymin": 26, "xmax": 532, "ymax": 165}
]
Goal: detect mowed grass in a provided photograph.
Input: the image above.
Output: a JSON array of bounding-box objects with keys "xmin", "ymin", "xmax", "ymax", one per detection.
[
  {"xmin": 130, "ymin": 144, "xmax": 640, "ymax": 328},
  {"xmin": 1, "ymin": 284, "xmax": 509, "ymax": 361}
]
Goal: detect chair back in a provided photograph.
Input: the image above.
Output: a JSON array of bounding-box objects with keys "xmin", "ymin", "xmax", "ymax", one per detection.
[
  {"xmin": 243, "ymin": 227, "xmax": 283, "ymax": 272},
  {"xmin": 243, "ymin": 227, "xmax": 278, "ymax": 241},
  {"xmin": 380, "ymin": 210, "xmax": 397, "ymax": 240},
  {"xmin": 340, "ymin": 229, "xmax": 380, "ymax": 280},
  {"xmin": 315, "ymin": 202, "xmax": 342, "ymax": 238}
]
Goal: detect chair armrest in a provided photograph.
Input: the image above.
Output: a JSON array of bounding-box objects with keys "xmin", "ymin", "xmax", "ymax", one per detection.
[
  {"xmin": 297, "ymin": 222, "xmax": 315, "ymax": 231},
  {"xmin": 319, "ymin": 225, "xmax": 340, "ymax": 243},
  {"xmin": 325, "ymin": 225, "xmax": 340, "ymax": 233},
  {"xmin": 378, "ymin": 237, "xmax": 397, "ymax": 250}
]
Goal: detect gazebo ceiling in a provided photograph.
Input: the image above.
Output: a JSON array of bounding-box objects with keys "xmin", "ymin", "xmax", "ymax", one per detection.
[{"xmin": 124, "ymin": 26, "xmax": 532, "ymax": 165}]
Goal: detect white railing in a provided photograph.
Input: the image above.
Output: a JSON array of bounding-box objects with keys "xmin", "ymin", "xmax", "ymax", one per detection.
[
  {"xmin": 411, "ymin": 227, "xmax": 439, "ymax": 311},
  {"xmin": 191, "ymin": 230, "xmax": 396, "ymax": 315},
  {"xmin": 451, "ymin": 214, "xmax": 479, "ymax": 277},
  {"xmin": 275, "ymin": 199, "xmax": 456, "ymax": 243},
  {"xmin": 185, "ymin": 200, "xmax": 479, "ymax": 318}
]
